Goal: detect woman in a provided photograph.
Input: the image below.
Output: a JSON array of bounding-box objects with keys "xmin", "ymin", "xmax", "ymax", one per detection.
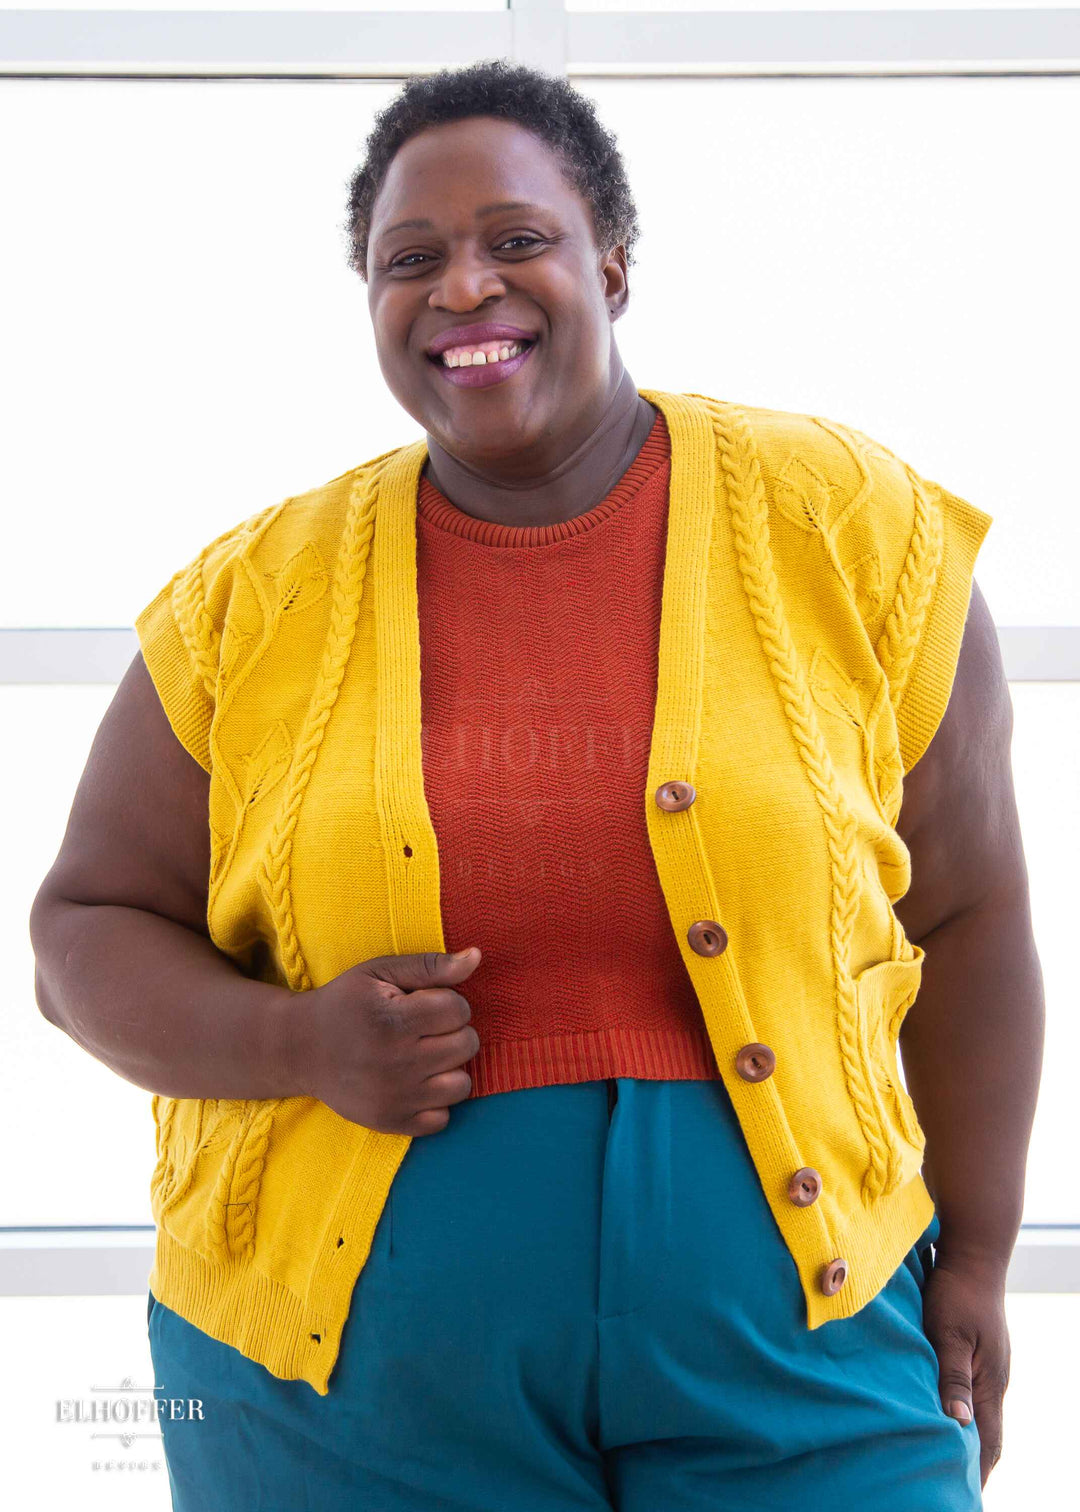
[{"xmin": 31, "ymin": 60, "xmax": 1041, "ymax": 1511}]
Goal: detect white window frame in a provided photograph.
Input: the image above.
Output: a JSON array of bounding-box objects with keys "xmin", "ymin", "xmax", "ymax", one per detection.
[{"xmin": 1, "ymin": 6, "xmax": 1080, "ymax": 78}]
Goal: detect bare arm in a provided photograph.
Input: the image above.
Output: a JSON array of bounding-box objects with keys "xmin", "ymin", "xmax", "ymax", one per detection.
[
  {"xmin": 893, "ymin": 579, "xmax": 1045, "ymax": 1273},
  {"xmin": 29, "ymin": 652, "xmax": 303, "ymax": 1101}
]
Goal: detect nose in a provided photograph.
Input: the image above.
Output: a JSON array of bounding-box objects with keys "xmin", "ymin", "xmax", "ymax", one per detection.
[{"xmin": 428, "ymin": 250, "xmax": 506, "ymax": 314}]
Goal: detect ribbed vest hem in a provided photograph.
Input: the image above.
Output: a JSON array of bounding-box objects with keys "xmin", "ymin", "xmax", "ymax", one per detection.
[
  {"xmin": 466, "ymin": 1026, "xmax": 721, "ymax": 1098},
  {"xmin": 149, "ymin": 1232, "xmax": 316, "ymax": 1388},
  {"xmin": 149, "ymin": 1129, "xmax": 408, "ymax": 1397}
]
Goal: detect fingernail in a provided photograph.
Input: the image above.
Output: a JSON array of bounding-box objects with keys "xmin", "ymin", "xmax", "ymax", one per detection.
[
  {"xmin": 451, "ymin": 947, "xmax": 478, "ymax": 959},
  {"xmin": 949, "ymin": 1400, "xmax": 972, "ymax": 1424}
]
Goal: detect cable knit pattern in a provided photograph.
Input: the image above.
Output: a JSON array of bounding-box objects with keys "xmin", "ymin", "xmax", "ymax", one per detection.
[
  {"xmin": 205, "ymin": 1102, "xmax": 280, "ymax": 1263},
  {"xmin": 876, "ymin": 467, "xmax": 945, "ymax": 740},
  {"xmin": 204, "ymin": 1105, "xmax": 249, "ymax": 1261},
  {"xmin": 706, "ymin": 398, "xmax": 896, "ymax": 1204},
  {"xmin": 257, "ymin": 462, "xmax": 383, "ymax": 994},
  {"xmin": 171, "ymin": 558, "xmax": 221, "ymax": 706}
]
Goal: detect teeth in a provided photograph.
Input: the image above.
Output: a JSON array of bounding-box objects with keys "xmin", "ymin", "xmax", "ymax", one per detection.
[{"xmin": 442, "ymin": 340, "xmax": 526, "ymax": 368}]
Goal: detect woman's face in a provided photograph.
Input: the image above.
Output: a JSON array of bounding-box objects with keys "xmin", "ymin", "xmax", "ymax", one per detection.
[{"xmin": 366, "ymin": 115, "xmax": 630, "ymax": 469}]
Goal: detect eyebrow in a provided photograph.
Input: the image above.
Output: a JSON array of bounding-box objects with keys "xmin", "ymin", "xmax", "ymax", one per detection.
[{"xmin": 377, "ymin": 202, "xmax": 542, "ymax": 240}]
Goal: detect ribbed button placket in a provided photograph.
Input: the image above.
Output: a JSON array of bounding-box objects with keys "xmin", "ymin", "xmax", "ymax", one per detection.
[{"xmin": 640, "ymin": 393, "xmax": 848, "ymax": 1313}]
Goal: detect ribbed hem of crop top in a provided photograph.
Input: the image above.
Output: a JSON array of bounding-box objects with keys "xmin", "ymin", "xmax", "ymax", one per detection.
[{"xmin": 416, "ymin": 404, "xmax": 670, "ymax": 547}]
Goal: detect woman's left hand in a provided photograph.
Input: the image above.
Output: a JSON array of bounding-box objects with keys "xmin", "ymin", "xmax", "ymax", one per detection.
[{"xmin": 920, "ymin": 1254, "xmax": 1011, "ymax": 1488}]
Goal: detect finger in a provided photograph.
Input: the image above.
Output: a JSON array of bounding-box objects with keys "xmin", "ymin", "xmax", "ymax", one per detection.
[
  {"xmin": 418, "ymin": 1024, "xmax": 481, "ymax": 1074},
  {"xmin": 415, "ymin": 1067, "xmax": 473, "ymax": 1109},
  {"xmin": 972, "ymin": 1347, "xmax": 1008, "ymax": 1488},
  {"xmin": 974, "ymin": 1394, "xmax": 1004, "ymax": 1489},
  {"xmin": 936, "ymin": 1341, "xmax": 975, "ymax": 1428}
]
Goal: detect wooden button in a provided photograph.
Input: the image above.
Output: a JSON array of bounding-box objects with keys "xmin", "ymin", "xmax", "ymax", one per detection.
[
  {"xmin": 820, "ymin": 1258, "xmax": 848, "ymax": 1295},
  {"xmin": 655, "ymin": 780, "xmax": 696, "ymax": 812},
  {"xmin": 734, "ymin": 1043, "xmax": 775, "ymax": 1081},
  {"xmin": 687, "ymin": 920, "xmax": 728, "ymax": 956},
  {"xmin": 787, "ymin": 1168, "xmax": 823, "ymax": 1206}
]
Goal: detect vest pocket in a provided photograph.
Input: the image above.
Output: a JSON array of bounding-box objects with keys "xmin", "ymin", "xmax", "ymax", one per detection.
[{"xmin": 852, "ymin": 953, "xmax": 927, "ymax": 1194}]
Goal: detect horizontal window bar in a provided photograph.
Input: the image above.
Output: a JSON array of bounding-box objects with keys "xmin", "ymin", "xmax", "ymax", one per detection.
[
  {"xmin": 1, "ymin": 1224, "xmax": 1076, "ymax": 1294},
  {"xmin": 1, "ymin": 10, "xmax": 1079, "ymax": 77},
  {"xmin": 568, "ymin": 8, "xmax": 1080, "ymax": 72},
  {"xmin": 0, "ymin": 8, "xmax": 511, "ymax": 74},
  {"xmin": 1, "ymin": 625, "xmax": 1077, "ymax": 684}
]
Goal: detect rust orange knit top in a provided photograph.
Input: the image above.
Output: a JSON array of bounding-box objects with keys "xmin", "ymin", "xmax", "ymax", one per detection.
[{"xmin": 415, "ymin": 407, "xmax": 722, "ymax": 1097}]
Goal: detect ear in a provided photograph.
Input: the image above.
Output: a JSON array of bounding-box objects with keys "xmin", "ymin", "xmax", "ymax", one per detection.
[{"xmin": 601, "ymin": 244, "xmax": 630, "ymax": 322}]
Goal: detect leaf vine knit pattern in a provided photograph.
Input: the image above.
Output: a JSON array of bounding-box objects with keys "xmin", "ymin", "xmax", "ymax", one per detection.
[
  {"xmin": 171, "ymin": 502, "xmax": 283, "ymax": 708},
  {"xmin": 151, "ymin": 1096, "xmax": 203, "ymax": 1217},
  {"xmin": 149, "ymin": 1093, "xmax": 175, "ymax": 1208},
  {"xmin": 706, "ymin": 398, "xmax": 897, "ymax": 1205}
]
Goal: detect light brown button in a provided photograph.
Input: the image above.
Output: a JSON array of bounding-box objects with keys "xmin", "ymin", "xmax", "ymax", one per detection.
[
  {"xmin": 655, "ymin": 780, "xmax": 697, "ymax": 812},
  {"xmin": 687, "ymin": 920, "xmax": 728, "ymax": 956},
  {"xmin": 820, "ymin": 1258, "xmax": 848, "ymax": 1296},
  {"xmin": 735, "ymin": 1043, "xmax": 776, "ymax": 1081},
  {"xmin": 787, "ymin": 1168, "xmax": 823, "ymax": 1206}
]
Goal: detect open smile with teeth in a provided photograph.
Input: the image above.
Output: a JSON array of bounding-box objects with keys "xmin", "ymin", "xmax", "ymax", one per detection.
[{"xmin": 438, "ymin": 340, "xmax": 530, "ymax": 368}]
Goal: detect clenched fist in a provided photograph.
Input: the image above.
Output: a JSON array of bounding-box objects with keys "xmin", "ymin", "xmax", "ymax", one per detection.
[{"xmin": 297, "ymin": 947, "xmax": 483, "ymax": 1136}]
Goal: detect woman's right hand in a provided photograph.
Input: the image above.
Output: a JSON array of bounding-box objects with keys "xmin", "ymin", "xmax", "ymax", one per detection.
[{"xmin": 297, "ymin": 948, "xmax": 483, "ymax": 1136}]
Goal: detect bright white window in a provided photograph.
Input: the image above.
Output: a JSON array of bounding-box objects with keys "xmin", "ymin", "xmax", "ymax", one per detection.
[
  {"xmin": 3, "ymin": 75, "xmax": 1077, "ymax": 626},
  {"xmin": 1, "ymin": 79, "xmax": 406, "ymax": 629},
  {"xmin": 587, "ymin": 75, "xmax": 1078, "ymax": 629}
]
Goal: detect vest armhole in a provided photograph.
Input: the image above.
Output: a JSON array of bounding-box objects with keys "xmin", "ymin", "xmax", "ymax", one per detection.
[
  {"xmin": 132, "ymin": 501, "xmax": 285, "ymax": 776},
  {"xmin": 891, "ymin": 481, "xmax": 994, "ymax": 776},
  {"xmin": 135, "ymin": 572, "xmax": 215, "ymax": 775}
]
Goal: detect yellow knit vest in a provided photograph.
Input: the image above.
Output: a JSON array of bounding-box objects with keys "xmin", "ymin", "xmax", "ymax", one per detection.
[{"xmin": 135, "ymin": 390, "xmax": 993, "ymax": 1394}]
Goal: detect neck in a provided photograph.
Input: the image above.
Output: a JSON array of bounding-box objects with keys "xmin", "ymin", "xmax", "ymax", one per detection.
[{"xmin": 421, "ymin": 366, "xmax": 657, "ymax": 530}]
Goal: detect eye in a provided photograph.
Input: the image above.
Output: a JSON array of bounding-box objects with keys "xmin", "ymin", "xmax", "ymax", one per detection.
[
  {"xmin": 495, "ymin": 235, "xmax": 545, "ymax": 253},
  {"xmin": 388, "ymin": 252, "xmax": 433, "ymax": 272}
]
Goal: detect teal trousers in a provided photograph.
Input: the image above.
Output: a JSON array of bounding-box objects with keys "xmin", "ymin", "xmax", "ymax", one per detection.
[{"xmin": 147, "ymin": 1077, "xmax": 983, "ymax": 1510}]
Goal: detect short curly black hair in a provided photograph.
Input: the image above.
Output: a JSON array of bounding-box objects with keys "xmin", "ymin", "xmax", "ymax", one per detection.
[{"xmin": 341, "ymin": 59, "xmax": 640, "ymax": 281}]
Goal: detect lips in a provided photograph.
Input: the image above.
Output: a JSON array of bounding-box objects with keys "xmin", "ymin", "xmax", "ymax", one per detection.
[{"xmin": 426, "ymin": 322, "xmax": 537, "ymax": 358}]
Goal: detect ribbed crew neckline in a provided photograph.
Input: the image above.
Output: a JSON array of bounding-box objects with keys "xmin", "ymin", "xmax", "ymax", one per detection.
[{"xmin": 416, "ymin": 405, "xmax": 669, "ymax": 548}]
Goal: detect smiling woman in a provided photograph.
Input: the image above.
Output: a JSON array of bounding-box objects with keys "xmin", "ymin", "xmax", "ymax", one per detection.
[{"xmin": 32, "ymin": 54, "xmax": 1036, "ymax": 1512}]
